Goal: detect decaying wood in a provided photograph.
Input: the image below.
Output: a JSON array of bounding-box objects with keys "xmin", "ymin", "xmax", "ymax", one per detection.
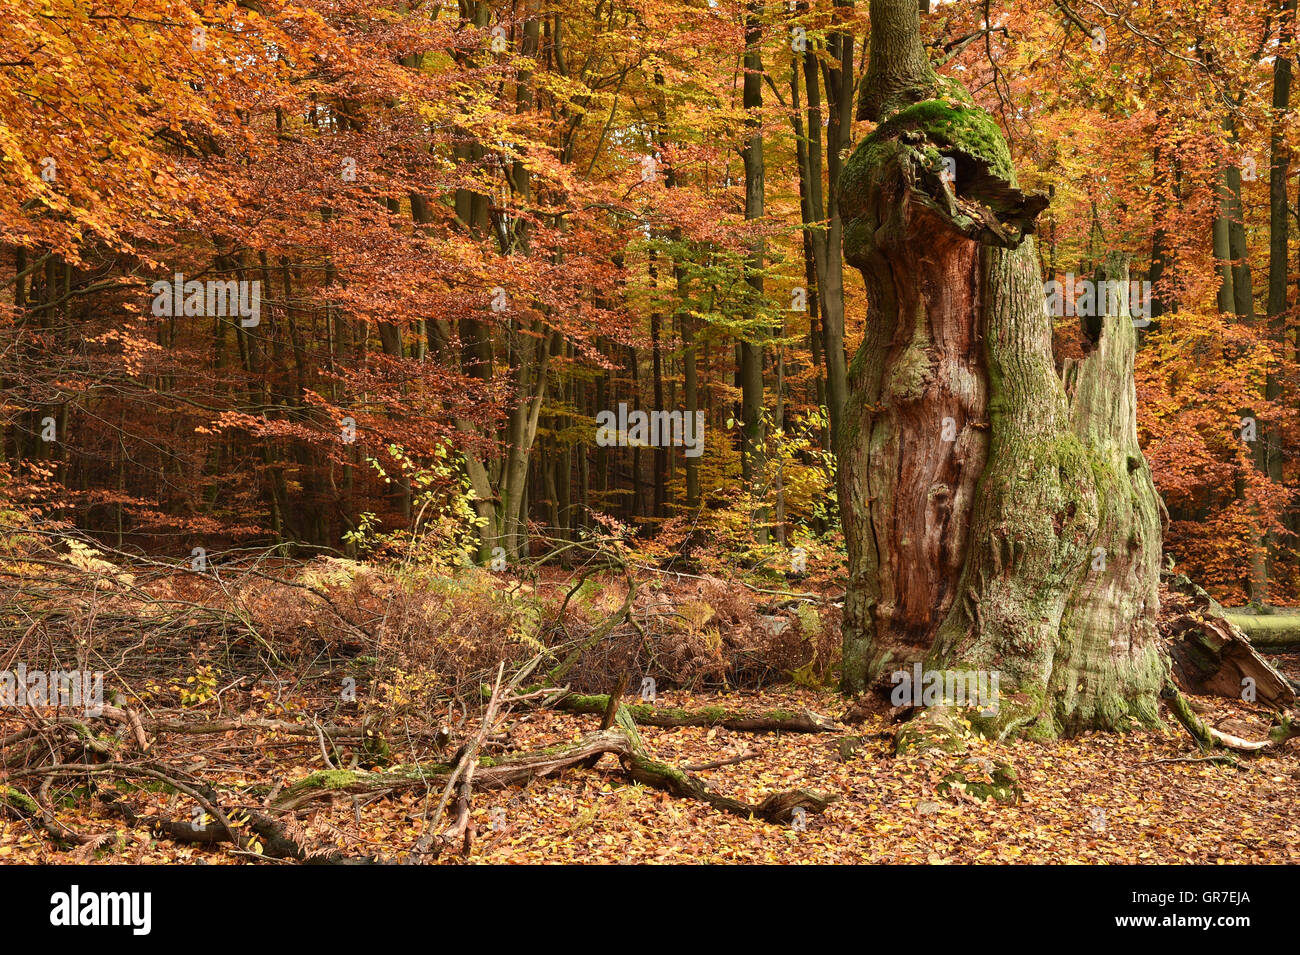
[
  {"xmin": 582, "ymin": 673, "xmax": 630, "ymax": 769},
  {"xmin": 6, "ymin": 758, "xmax": 379, "ymax": 864},
  {"xmin": 144, "ymin": 714, "xmax": 369, "ymax": 739},
  {"xmin": 682, "ymin": 749, "xmax": 761, "ymax": 772},
  {"xmin": 0, "ymin": 776, "xmax": 109, "ymax": 851},
  {"xmin": 1168, "ymin": 612, "xmax": 1294, "ymax": 709},
  {"xmin": 1163, "ymin": 575, "xmax": 1295, "ymax": 710}
]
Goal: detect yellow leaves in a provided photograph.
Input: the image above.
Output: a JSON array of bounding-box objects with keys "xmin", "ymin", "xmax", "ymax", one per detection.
[
  {"xmin": 178, "ymin": 664, "xmax": 219, "ymax": 707},
  {"xmin": 60, "ymin": 539, "xmax": 136, "ymax": 588}
]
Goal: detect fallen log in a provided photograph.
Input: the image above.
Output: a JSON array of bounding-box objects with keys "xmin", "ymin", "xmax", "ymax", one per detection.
[
  {"xmin": 1167, "ymin": 611, "xmax": 1294, "ymax": 710},
  {"xmin": 103, "ymin": 800, "xmax": 381, "ymax": 864},
  {"xmin": 554, "ymin": 694, "xmax": 840, "ymax": 733},
  {"xmin": 275, "ymin": 705, "xmax": 835, "ymax": 825},
  {"xmin": 1219, "ymin": 611, "xmax": 1300, "ymax": 651},
  {"xmin": 144, "ymin": 715, "xmax": 369, "ymax": 739}
]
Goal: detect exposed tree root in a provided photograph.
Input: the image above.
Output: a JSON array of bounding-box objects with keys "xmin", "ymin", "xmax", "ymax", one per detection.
[
  {"xmin": 884, "ymin": 706, "xmax": 1023, "ymax": 804},
  {"xmin": 1160, "ymin": 680, "xmax": 1298, "ymax": 753}
]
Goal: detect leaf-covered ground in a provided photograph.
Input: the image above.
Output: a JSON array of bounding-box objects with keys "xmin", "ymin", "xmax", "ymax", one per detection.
[{"xmin": 5, "ymin": 683, "xmax": 1298, "ymax": 865}]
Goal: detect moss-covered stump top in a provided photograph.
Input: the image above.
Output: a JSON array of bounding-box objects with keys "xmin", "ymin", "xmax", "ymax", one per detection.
[
  {"xmin": 840, "ymin": 98, "xmax": 1047, "ymax": 257},
  {"xmin": 873, "ymin": 100, "xmax": 1014, "ymax": 179}
]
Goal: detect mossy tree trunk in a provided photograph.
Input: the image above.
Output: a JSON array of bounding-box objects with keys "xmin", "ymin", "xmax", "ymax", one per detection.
[{"xmin": 837, "ymin": 0, "xmax": 1166, "ymax": 737}]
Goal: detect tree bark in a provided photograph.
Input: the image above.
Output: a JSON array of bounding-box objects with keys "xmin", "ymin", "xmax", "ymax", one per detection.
[
  {"xmin": 740, "ymin": 3, "xmax": 768, "ymax": 543},
  {"xmin": 1263, "ymin": 0, "xmax": 1295, "ymax": 596},
  {"xmin": 837, "ymin": 0, "xmax": 1166, "ymax": 737}
]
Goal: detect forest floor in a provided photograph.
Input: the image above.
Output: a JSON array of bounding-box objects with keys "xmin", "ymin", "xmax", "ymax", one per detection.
[
  {"xmin": 4, "ymin": 678, "xmax": 1298, "ymax": 864},
  {"xmin": 3, "ymin": 545, "xmax": 1297, "ymax": 864}
]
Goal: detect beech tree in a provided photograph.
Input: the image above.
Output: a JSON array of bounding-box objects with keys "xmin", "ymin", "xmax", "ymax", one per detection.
[{"xmin": 837, "ymin": 0, "xmax": 1166, "ymax": 736}]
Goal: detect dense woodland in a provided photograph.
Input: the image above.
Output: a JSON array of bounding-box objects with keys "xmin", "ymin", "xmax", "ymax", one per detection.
[
  {"xmin": 1, "ymin": 0, "xmax": 1299, "ymax": 867},
  {"xmin": 2, "ymin": 0, "xmax": 1297, "ymax": 600}
]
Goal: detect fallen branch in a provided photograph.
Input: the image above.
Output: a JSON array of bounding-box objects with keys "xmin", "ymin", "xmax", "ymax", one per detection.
[
  {"xmin": 1160, "ymin": 680, "xmax": 1294, "ymax": 753},
  {"xmin": 7, "ymin": 759, "xmax": 382, "ymax": 863},
  {"xmin": 413, "ymin": 662, "xmax": 506, "ymax": 859},
  {"xmin": 681, "ymin": 749, "xmax": 761, "ymax": 772},
  {"xmin": 144, "ymin": 715, "xmax": 369, "ymax": 739},
  {"xmin": 545, "ymin": 563, "xmax": 638, "ymax": 685},
  {"xmin": 275, "ymin": 705, "xmax": 835, "ymax": 826},
  {"xmin": 553, "ymin": 694, "xmax": 840, "ymax": 733}
]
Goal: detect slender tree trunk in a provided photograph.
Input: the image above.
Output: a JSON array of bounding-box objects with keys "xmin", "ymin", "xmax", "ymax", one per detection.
[
  {"xmin": 792, "ymin": 2, "xmax": 850, "ymax": 462},
  {"xmin": 740, "ymin": 3, "xmax": 768, "ymax": 543},
  {"xmin": 1216, "ymin": 111, "xmax": 1265, "ymax": 602},
  {"xmin": 678, "ymin": 269, "xmax": 701, "ymax": 510},
  {"xmin": 1262, "ymin": 0, "xmax": 1295, "ymax": 599},
  {"xmin": 1213, "ymin": 164, "xmax": 1236, "ymax": 315},
  {"xmin": 650, "ymin": 254, "xmax": 667, "ymax": 518},
  {"xmin": 1148, "ymin": 136, "xmax": 1171, "ymax": 322},
  {"xmin": 1224, "ymin": 114, "xmax": 1254, "ymax": 322}
]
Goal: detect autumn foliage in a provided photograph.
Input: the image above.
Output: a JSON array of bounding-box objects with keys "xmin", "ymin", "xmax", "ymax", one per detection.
[{"xmin": 0, "ymin": 0, "xmax": 1296, "ymax": 602}]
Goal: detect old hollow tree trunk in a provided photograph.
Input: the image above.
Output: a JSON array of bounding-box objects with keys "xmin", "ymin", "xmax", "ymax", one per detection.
[{"xmin": 837, "ymin": 0, "xmax": 1166, "ymax": 738}]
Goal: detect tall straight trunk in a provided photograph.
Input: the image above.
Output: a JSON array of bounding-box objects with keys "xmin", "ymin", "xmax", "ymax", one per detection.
[
  {"xmin": 838, "ymin": 0, "xmax": 1164, "ymax": 737},
  {"xmin": 1216, "ymin": 113, "xmax": 1264, "ymax": 600},
  {"xmin": 773, "ymin": 345, "xmax": 787, "ymax": 544},
  {"xmin": 627, "ymin": 343, "xmax": 643, "ymax": 522},
  {"xmin": 1212, "ymin": 173, "xmax": 1236, "ymax": 315},
  {"xmin": 549, "ymin": 336, "xmax": 573, "ymax": 543},
  {"xmin": 443, "ymin": 1, "xmax": 554, "ymax": 562},
  {"xmin": 649, "ymin": 67, "xmax": 702, "ymax": 513},
  {"xmin": 649, "ymin": 253, "xmax": 667, "ymax": 518},
  {"xmin": 819, "ymin": 1, "xmax": 853, "ymax": 440},
  {"xmin": 1148, "ymin": 137, "xmax": 1170, "ymax": 322},
  {"xmin": 1262, "ymin": 0, "xmax": 1295, "ymax": 598},
  {"xmin": 1224, "ymin": 115, "xmax": 1254, "ymax": 322},
  {"xmin": 792, "ymin": 1, "xmax": 850, "ymax": 461},
  {"xmin": 740, "ymin": 2, "xmax": 768, "ymax": 543},
  {"xmin": 789, "ymin": 21, "xmax": 828, "ymax": 458},
  {"xmin": 679, "ymin": 272, "xmax": 701, "ymax": 509}
]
